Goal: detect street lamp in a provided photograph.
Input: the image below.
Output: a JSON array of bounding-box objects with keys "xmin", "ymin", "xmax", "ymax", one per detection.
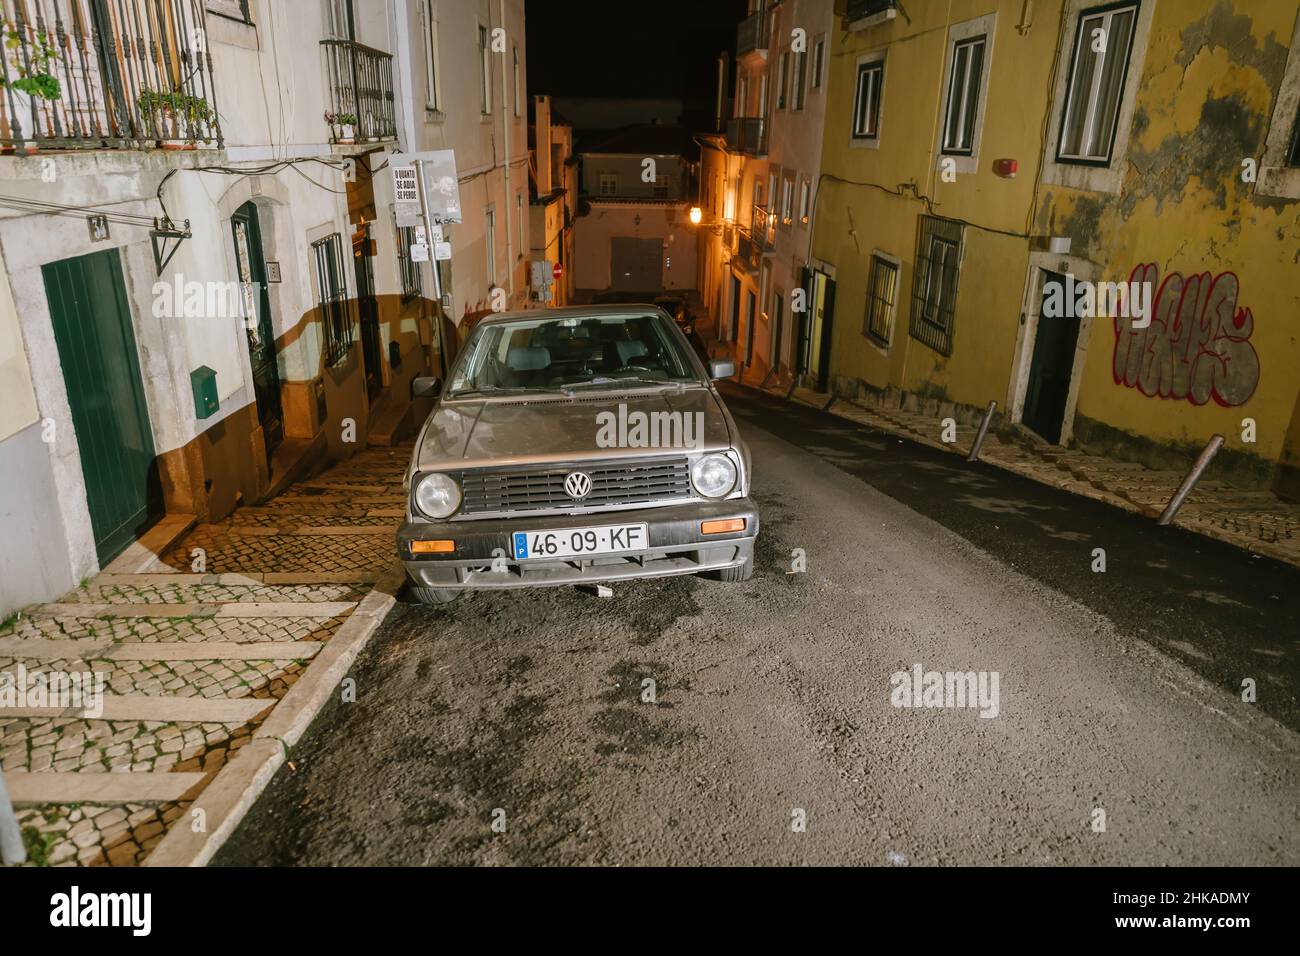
[{"xmin": 689, "ymin": 206, "xmax": 703, "ymax": 225}]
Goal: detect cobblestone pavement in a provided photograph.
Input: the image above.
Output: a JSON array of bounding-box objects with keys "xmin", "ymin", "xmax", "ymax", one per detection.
[
  {"xmin": 1, "ymin": 444, "xmax": 407, "ymax": 866},
  {"xmin": 738, "ymin": 372, "xmax": 1300, "ymax": 569}
]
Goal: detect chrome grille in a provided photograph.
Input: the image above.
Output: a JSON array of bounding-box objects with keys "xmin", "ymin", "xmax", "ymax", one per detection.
[{"xmin": 458, "ymin": 457, "xmax": 693, "ymax": 515}]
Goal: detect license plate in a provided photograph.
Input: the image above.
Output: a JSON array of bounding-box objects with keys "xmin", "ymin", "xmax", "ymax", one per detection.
[{"xmin": 512, "ymin": 523, "xmax": 648, "ymax": 560}]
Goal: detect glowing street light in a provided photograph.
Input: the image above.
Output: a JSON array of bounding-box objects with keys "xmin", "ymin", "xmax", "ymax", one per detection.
[{"xmin": 689, "ymin": 206, "xmax": 703, "ymax": 225}]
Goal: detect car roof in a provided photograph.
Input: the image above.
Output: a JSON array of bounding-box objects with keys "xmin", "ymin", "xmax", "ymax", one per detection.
[{"xmin": 474, "ymin": 304, "xmax": 668, "ymax": 327}]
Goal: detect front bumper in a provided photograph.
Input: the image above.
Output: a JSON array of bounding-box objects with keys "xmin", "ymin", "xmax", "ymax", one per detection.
[{"xmin": 398, "ymin": 498, "xmax": 759, "ymax": 590}]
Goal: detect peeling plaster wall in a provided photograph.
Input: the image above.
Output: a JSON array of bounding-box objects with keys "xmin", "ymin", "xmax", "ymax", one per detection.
[{"xmin": 1035, "ymin": 0, "xmax": 1300, "ymax": 487}]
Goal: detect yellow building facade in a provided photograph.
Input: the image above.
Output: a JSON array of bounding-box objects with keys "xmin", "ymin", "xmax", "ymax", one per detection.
[{"xmin": 812, "ymin": 0, "xmax": 1300, "ymax": 493}]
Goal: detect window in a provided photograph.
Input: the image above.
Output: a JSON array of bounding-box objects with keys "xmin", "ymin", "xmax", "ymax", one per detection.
[
  {"xmin": 778, "ymin": 51, "xmax": 790, "ymax": 108},
  {"xmin": 485, "ymin": 207, "xmax": 496, "ymax": 285},
  {"xmin": 513, "ymin": 45, "xmax": 521, "ymax": 117},
  {"xmin": 312, "ymin": 233, "xmax": 352, "ymax": 367},
  {"xmin": 516, "ymin": 193, "xmax": 525, "ymax": 260},
  {"xmin": 798, "ymin": 178, "xmax": 811, "ymax": 225},
  {"xmin": 909, "ymin": 216, "xmax": 963, "ymax": 356},
  {"xmin": 421, "ymin": 0, "xmax": 441, "ymax": 111},
  {"xmin": 599, "ymin": 172, "xmax": 618, "ymax": 196},
  {"xmin": 812, "ymin": 37, "xmax": 826, "ymax": 90},
  {"xmin": 863, "ymin": 254, "xmax": 899, "ymax": 346},
  {"xmin": 780, "ymin": 175, "xmax": 794, "ymax": 226},
  {"xmin": 478, "ymin": 24, "xmax": 492, "ymax": 114},
  {"xmin": 852, "ymin": 60, "xmax": 884, "ymax": 140},
  {"xmin": 1290, "ymin": 101, "xmax": 1300, "ymax": 167},
  {"xmin": 654, "ymin": 175, "xmax": 670, "ymax": 198},
  {"xmin": 396, "ymin": 223, "xmax": 422, "ymax": 301},
  {"xmin": 1057, "ymin": 2, "xmax": 1139, "ymax": 164},
  {"xmin": 793, "ymin": 46, "xmax": 807, "ymax": 110},
  {"xmin": 942, "ymin": 35, "xmax": 986, "ymax": 155}
]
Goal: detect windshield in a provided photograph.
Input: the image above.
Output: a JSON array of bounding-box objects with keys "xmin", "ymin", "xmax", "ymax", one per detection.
[{"xmin": 448, "ymin": 313, "xmax": 702, "ymax": 395}]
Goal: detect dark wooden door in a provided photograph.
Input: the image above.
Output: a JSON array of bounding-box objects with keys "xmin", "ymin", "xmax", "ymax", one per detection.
[
  {"xmin": 42, "ymin": 248, "xmax": 163, "ymax": 565},
  {"xmin": 1023, "ymin": 269, "xmax": 1082, "ymax": 444},
  {"xmin": 744, "ymin": 290, "xmax": 756, "ymax": 364},
  {"xmin": 729, "ymin": 274, "xmax": 741, "ymax": 342},
  {"xmin": 353, "ymin": 225, "xmax": 383, "ymax": 399},
  {"xmin": 232, "ymin": 201, "xmax": 283, "ymax": 461},
  {"xmin": 814, "ymin": 273, "xmax": 836, "ymax": 392}
]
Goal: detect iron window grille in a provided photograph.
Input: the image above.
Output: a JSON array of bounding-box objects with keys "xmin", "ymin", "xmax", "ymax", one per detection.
[
  {"xmin": 396, "ymin": 223, "xmax": 422, "ymax": 302},
  {"xmin": 863, "ymin": 254, "xmax": 899, "ymax": 346},
  {"xmin": 852, "ymin": 61, "xmax": 884, "ymax": 140},
  {"xmin": 1056, "ymin": 1, "xmax": 1140, "ymax": 165},
  {"xmin": 313, "ymin": 233, "xmax": 353, "ymax": 367},
  {"xmin": 909, "ymin": 216, "xmax": 963, "ymax": 356},
  {"xmin": 941, "ymin": 35, "xmax": 987, "ymax": 155}
]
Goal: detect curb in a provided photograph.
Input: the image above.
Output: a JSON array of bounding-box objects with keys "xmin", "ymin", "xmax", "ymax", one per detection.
[
  {"xmin": 737, "ymin": 381, "xmax": 1300, "ymax": 570},
  {"xmin": 143, "ymin": 569, "xmax": 405, "ymax": 867}
]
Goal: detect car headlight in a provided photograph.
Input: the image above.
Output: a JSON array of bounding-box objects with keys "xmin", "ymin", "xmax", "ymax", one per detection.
[
  {"xmin": 414, "ymin": 473, "xmax": 461, "ymax": 519},
  {"xmin": 691, "ymin": 454, "xmax": 737, "ymax": 499}
]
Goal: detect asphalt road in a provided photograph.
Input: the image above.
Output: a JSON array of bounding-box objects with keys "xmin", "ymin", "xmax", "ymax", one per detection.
[{"xmin": 215, "ymin": 387, "xmax": 1300, "ymax": 866}]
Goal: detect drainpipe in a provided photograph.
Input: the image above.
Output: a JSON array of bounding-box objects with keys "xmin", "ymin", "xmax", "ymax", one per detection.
[{"xmin": 499, "ymin": 0, "xmax": 514, "ymax": 302}]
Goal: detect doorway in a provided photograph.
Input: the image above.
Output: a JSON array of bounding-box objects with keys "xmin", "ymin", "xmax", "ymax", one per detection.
[
  {"xmin": 353, "ymin": 223, "xmax": 383, "ymax": 399},
  {"xmin": 42, "ymin": 248, "xmax": 163, "ymax": 565},
  {"xmin": 610, "ymin": 237, "xmax": 663, "ymax": 291},
  {"xmin": 799, "ymin": 269, "xmax": 836, "ymax": 392},
  {"xmin": 729, "ymin": 274, "xmax": 741, "ymax": 342},
  {"xmin": 771, "ymin": 290, "xmax": 784, "ymax": 372},
  {"xmin": 1023, "ymin": 269, "xmax": 1082, "ymax": 445},
  {"xmin": 744, "ymin": 290, "xmax": 756, "ymax": 364},
  {"xmin": 232, "ymin": 201, "xmax": 284, "ymax": 462}
]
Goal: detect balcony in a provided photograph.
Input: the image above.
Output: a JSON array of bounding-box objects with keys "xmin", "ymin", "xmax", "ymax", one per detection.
[
  {"xmin": 0, "ymin": 0, "xmax": 221, "ymax": 154},
  {"xmin": 725, "ymin": 116, "xmax": 767, "ymax": 157},
  {"xmin": 320, "ymin": 38, "xmax": 395, "ymax": 145},
  {"xmin": 735, "ymin": 228, "xmax": 762, "ymax": 275},
  {"xmin": 845, "ymin": 0, "xmax": 898, "ymax": 30},
  {"xmin": 751, "ymin": 202, "xmax": 776, "ymax": 249},
  {"xmin": 736, "ymin": 9, "xmax": 768, "ymax": 62}
]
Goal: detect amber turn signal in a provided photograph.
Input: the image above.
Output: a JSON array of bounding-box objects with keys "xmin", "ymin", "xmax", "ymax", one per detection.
[
  {"xmin": 410, "ymin": 539, "xmax": 456, "ymax": 554},
  {"xmin": 700, "ymin": 518, "xmax": 746, "ymax": 535}
]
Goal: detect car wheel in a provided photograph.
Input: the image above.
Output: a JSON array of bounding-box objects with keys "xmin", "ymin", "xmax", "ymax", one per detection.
[
  {"xmin": 704, "ymin": 558, "xmax": 753, "ymax": 583},
  {"xmin": 409, "ymin": 586, "xmax": 462, "ymax": 605}
]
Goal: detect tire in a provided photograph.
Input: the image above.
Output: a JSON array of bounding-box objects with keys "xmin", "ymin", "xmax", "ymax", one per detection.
[
  {"xmin": 704, "ymin": 558, "xmax": 753, "ymax": 583},
  {"xmin": 409, "ymin": 586, "xmax": 462, "ymax": 605}
]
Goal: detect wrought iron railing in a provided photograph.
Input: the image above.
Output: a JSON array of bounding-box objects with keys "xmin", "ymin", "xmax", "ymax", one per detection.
[
  {"xmin": 0, "ymin": 0, "xmax": 220, "ymax": 153},
  {"xmin": 752, "ymin": 202, "xmax": 775, "ymax": 248},
  {"xmin": 735, "ymin": 228, "xmax": 762, "ymax": 274},
  {"xmin": 736, "ymin": 9, "xmax": 767, "ymax": 58},
  {"xmin": 725, "ymin": 116, "xmax": 766, "ymax": 156},
  {"xmin": 320, "ymin": 38, "xmax": 395, "ymax": 144}
]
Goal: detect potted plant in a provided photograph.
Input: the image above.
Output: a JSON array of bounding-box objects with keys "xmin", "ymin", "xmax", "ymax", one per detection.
[
  {"xmin": 137, "ymin": 90, "xmax": 212, "ymax": 149},
  {"xmin": 325, "ymin": 110, "xmax": 357, "ymax": 144},
  {"xmin": 0, "ymin": 28, "xmax": 62, "ymax": 154}
]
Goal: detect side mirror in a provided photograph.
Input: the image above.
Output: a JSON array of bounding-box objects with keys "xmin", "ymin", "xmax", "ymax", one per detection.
[
  {"xmin": 709, "ymin": 359, "xmax": 736, "ymax": 381},
  {"xmin": 411, "ymin": 376, "xmax": 441, "ymax": 399}
]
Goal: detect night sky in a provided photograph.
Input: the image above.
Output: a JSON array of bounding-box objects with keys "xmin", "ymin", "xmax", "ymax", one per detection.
[{"xmin": 525, "ymin": 0, "xmax": 748, "ymax": 125}]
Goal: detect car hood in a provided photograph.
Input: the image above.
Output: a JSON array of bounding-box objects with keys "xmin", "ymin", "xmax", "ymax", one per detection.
[{"xmin": 413, "ymin": 387, "xmax": 734, "ymax": 473}]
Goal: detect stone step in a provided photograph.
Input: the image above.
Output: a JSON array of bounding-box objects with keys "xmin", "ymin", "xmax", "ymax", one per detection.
[
  {"xmin": 0, "ymin": 638, "xmax": 322, "ymax": 662},
  {"xmin": 5, "ymin": 771, "xmax": 209, "ymax": 806},
  {"xmin": 0, "ymin": 614, "xmax": 344, "ymax": 647},
  {"xmin": 3, "ymin": 694, "xmax": 273, "ymax": 722},
  {"xmin": 60, "ymin": 580, "xmax": 365, "ymax": 606},
  {"xmin": 31, "ymin": 601, "xmax": 356, "ymax": 619}
]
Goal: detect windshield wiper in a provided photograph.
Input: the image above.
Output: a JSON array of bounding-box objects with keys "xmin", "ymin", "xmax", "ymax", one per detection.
[
  {"xmin": 560, "ymin": 377, "xmax": 688, "ymax": 396},
  {"xmin": 449, "ymin": 384, "xmax": 567, "ymax": 398}
]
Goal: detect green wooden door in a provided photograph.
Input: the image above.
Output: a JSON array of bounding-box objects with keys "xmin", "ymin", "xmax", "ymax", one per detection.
[{"xmin": 43, "ymin": 248, "xmax": 162, "ymax": 565}]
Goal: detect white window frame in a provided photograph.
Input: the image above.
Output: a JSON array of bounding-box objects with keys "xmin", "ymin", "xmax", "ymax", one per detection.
[
  {"xmin": 1041, "ymin": 0, "xmax": 1155, "ymax": 194},
  {"xmin": 1257, "ymin": 12, "xmax": 1300, "ymax": 200},
  {"xmin": 485, "ymin": 205, "xmax": 497, "ymax": 285},
  {"xmin": 478, "ymin": 23, "xmax": 492, "ymax": 115},
  {"xmin": 812, "ymin": 35, "xmax": 826, "ymax": 91},
  {"xmin": 935, "ymin": 14, "xmax": 995, "ymax": 175},
  {"xmin": 793, "ymin": 44, "xmax": 807, "ymax": 110},
  {"xmin": 778, "ymin": 51, "xmax": 790, "ymax": 109},
  {"xmin": 850, "ymin": 50, "xmax": 885, "ymax": 149},
  {"xmin": 421, "ymin": 0, "xmax": 442, "ymax": 112},
  {"xmin": 598, "ymin": 172, "xmax": 618, "ymax": 197},
  {"xmin": 780, "ymin": 173, "xmax": 794, "ymax": 227},
  {"xmin": 798, "ymin": 177, "xmax": 811, "ymax": 225}
]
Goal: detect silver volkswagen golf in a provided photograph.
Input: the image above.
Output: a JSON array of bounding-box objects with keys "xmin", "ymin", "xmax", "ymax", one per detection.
[{"xmin": 397, "ymin": 305, "xmax": 759, "ymax": 603}]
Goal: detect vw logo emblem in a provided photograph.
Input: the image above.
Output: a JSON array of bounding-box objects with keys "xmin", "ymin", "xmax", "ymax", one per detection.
[{"xmin": 564, "ymin": 471, "xmax": 592, "ymax": 501}]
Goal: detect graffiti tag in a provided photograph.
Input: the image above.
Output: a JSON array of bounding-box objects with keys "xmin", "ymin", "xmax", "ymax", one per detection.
[{"xmin": 1112, "ymin": 263, "xmax": 1259, "ymax": 407}]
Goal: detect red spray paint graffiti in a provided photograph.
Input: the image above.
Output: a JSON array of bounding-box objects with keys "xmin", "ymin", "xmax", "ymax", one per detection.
[{"xmin": 1112, "ymin": 263, "xmax": 1259, "ymax": 407}]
